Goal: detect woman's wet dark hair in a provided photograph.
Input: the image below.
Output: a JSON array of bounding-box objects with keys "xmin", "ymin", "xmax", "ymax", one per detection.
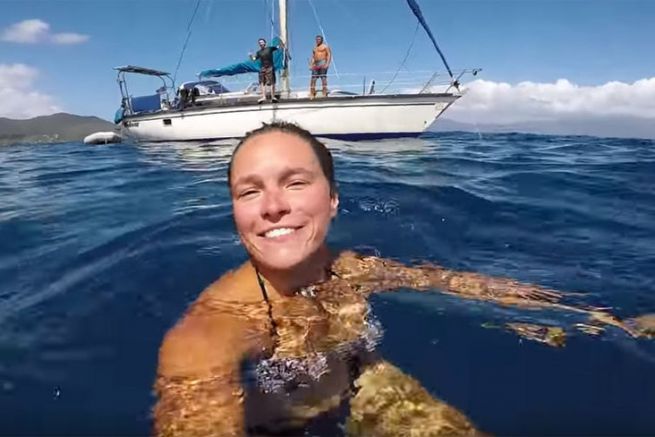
[{"xmin": 228, "ymin": 122, "xmax": 337, "ymax": 196}]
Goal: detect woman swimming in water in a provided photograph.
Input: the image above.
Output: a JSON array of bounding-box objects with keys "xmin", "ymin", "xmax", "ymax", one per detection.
[{"xmin": 153, "ymin": 122, "xmax": 653, "ymax": 436}]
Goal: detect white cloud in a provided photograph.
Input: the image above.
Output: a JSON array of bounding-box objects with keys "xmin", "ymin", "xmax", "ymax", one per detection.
[
  {"xmin": 1, "ymin": 19, "xmax": 49, "ymax": 43},
  {"xmin": 448, "ymin": 77, "xmax": 655, "ymax": 124},
  {"xmin": 0, "ymin": 63, "xmax": 62, "ymax": 119},
  {"xmin": 1, "ymin": 19, "xmax": 89, "ymax": 45},
  {"xmin": 50, "ymin": 32, "xmax": 90, "ymax": 45}
]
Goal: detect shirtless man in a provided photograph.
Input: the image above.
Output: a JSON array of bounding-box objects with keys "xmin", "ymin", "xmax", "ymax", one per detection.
[{"xmin": 309, "ymin": 35, "xmax": 331, "ymax": 99}]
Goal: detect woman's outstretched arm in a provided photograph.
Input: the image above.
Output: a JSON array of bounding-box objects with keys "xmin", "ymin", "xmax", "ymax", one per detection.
[
  {"xmin": 334, "ymin": 251, "xmax": 568, "ymax": 305},
  {"xmin": 332, "ymin": 251, "xmax": 648, "ymax": 338}
]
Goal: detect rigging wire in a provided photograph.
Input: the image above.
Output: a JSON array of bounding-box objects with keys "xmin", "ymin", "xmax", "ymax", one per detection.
[
  {"xmin": 263, "ymin": 0, "xmax": 276, "ymax": 40},
  {"xmin": 380, "ymin": 21, "xmax": 420, "ymax": 94},
  {"xmin": 271, "ymin": 0, "xmax": 276, "ymax": 40},
  {"xmin": 204, "ymin": 0, "xmax": 214, "ymax": 25},
  {"xmin": 307, "ymin": 0, "xmax": 339, "ymax": 78},
  {"xmin": 173, "ymin": 0, "xmax": 203, "ymax": 85}
]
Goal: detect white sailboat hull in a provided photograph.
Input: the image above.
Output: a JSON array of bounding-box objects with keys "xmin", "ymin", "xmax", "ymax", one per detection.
[{"xmin": 120, "ymin": 94, "xmax": 459, "ymax": 142}]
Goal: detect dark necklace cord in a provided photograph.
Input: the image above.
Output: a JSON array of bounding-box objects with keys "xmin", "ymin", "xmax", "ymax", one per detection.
[
  {"xmin": 255, "ymin": 265, "xmax": 340, "ymax": 345},
  {"xmin": 255, "ymin": 269, "xmax": 280, "ymax": 343}
]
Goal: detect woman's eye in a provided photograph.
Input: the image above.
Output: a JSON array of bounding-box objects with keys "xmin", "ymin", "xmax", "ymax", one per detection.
[
  {"xmin": 288, "ymin": 180, "xmax": 308, "ymax": 189},
  {"xmin": 238, "ymin": 189, "xmax": 259, "ymax": 199}
]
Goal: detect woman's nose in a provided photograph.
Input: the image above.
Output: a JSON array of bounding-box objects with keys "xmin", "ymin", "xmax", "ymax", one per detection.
[{"xmin": 261, "ymin": 190, "xmax": 290, "ymax": 220}]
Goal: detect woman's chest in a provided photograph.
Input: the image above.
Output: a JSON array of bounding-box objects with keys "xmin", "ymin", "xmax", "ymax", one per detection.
[{"xmin": 272, "ymin": 288, "xmax": 371, "ymax": 356}]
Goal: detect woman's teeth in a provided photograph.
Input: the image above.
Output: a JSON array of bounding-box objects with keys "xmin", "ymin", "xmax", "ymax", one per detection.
[{"xmin": 264, "ymin": 228, "xmax": 296, "ymax": 238}]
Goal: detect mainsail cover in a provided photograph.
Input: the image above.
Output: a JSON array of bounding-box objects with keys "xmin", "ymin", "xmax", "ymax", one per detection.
[
  {"xmin": 406, "ymin": 0, "xmax": 454, "ymax": 79},
  {"xmin": 199, "ymin": 37, "xmax": 285, "ymax": 79}
]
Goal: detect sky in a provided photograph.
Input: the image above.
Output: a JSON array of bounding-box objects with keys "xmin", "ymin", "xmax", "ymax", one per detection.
[{"xmin": 1, "ymin": 0, "xmax": 654, "ymax": 134}]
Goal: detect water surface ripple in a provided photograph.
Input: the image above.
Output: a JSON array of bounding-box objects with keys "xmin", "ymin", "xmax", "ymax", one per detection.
[{"xmin": 1, "ymin": 132, "xmax": 654, "ymax": 434}]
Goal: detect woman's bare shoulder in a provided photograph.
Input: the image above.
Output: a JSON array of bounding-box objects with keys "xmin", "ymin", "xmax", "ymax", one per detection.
[
  {"xmin": 196, "ymin": 261, "xmax": 264, "ymax": 304},
  {"xmin": 332, "ymin": 250, "xmax": 382, "ymax": 277},
  {"xmin": 158, "ymin": 261, "xmax": 266, "ymax": 377},
  {"xmin": 332, "ymin": 250, "xmax": 362, "ymax": 266}
]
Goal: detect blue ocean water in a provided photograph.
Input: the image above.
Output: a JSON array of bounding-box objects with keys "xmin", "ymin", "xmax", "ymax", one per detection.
[{"xmin": 0, "ymin": 132, "xmax": 654, "ymax": 435}]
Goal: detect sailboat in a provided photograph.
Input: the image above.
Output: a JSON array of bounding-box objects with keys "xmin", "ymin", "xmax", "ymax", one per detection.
[{"xmin": 113, "ymin": 0, "xmax": 478, "ymax": 142}]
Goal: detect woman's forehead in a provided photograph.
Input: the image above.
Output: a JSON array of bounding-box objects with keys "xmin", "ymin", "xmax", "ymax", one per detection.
[{"xmin": 232, "ymin": 132, "xmax": 320, "ymax": 175}]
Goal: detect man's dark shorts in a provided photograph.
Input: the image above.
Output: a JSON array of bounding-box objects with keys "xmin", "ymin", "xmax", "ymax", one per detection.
[
  {"xmin": 311, "ymin": 61, "xmax": 328, "ymax": 79},
  {"xmin": 259, "ymin": 66, "xmax": 275, "ymax": 86}
]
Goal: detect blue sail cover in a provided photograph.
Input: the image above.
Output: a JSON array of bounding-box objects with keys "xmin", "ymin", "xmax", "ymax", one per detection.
[
  {"xmin": 406, "ymin": 0, "xmax": 454, "ymax": 79},
  {"xmin": 199, "ymin": 37, "xmax": 285, "ymax": 79}
]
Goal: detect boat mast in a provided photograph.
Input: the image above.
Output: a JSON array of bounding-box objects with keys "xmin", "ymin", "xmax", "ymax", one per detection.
[{"xmin": 279, "ymin": 0, "xmax": 290, "ymax": 96}]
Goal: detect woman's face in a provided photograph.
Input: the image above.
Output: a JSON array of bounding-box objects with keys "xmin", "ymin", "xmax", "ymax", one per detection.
[{"xmin": 230, "ymin": 131, "xmax": 338, "ymax": 271}]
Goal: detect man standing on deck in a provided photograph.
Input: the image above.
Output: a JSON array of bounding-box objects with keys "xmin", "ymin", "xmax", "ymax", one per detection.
[
  {"xmin": 309, "ymin": 35, "xmax": 331, "ymax": 99},
  {"xmin": 250, "ymin": 38, "xmax": 283, "ymax": 103}
]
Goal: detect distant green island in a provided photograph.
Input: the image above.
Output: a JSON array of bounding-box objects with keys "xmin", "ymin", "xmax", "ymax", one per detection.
[{"xmin": 0, "ymin": 113, "xmax": 115, "ymax": 146}]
